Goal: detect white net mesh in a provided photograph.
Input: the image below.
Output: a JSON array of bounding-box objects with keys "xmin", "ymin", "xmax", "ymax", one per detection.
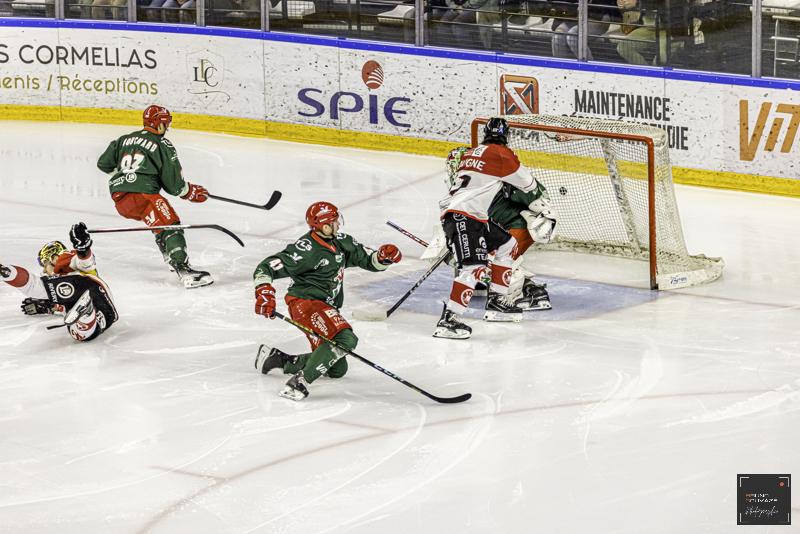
[{"xmin": 473, "ymin": 115, "xmax": 723, "ymax": 289}]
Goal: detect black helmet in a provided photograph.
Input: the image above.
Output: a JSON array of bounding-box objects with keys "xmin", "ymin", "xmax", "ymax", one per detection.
[{"xmin": 483, "ymin": 117, "xmax": 509, "ymax": 145}]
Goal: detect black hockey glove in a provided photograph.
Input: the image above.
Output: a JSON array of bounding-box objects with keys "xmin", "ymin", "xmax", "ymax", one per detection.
[
  {"xmin": 21, "ymin": 298, "xmax": 54, "ymax": 316},
  {"xmin": 70, "ymin": 222, "xmax": 93, "ymax": 254}
]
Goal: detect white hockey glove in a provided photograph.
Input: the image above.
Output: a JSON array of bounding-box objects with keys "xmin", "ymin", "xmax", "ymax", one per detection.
[{"xmin": 522, "ymin": 210, "xmax": 556, "ymax": 243}]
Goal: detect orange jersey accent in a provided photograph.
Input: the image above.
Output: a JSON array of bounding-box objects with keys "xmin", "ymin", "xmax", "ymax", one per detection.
[{"xmin": 53, "ymin": 251, "xmax": 97, "ymax": 276}]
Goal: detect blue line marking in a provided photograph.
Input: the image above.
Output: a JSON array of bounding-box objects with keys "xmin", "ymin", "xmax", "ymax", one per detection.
[{"xmin": 3, "ymin": 17, "xmax": 800, "ymax": 91}]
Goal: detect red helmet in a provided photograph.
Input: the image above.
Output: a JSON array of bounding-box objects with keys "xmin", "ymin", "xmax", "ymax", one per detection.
[
  {"xmin": 306, "ymin": 201, "xmax": 340, "ymax": 231},
  {"xmin": 143, "ymin": 105, "xmax": 172, "ymax": 134}
]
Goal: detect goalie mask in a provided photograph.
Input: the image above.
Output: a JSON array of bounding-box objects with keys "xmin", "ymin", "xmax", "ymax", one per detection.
[
  {"xmin": 38, "ymin": 240, "xmax": 67, "ymax": 268},
  {"xmin": 445, "ymin": 146, "xmax": 470, "ymax": 190}
]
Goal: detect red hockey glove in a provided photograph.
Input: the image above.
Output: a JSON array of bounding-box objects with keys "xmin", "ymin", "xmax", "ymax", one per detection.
[
  {"xmin": 181, "ymin": 183, "xmax": 209, "ymax": 203},
  {"xmin": 255, "ymin": 284, "xmax": 276, "ymax": 318},
  {"xmin": 377, "ymin": 244, "xmax": 402, "ymax": 265}
]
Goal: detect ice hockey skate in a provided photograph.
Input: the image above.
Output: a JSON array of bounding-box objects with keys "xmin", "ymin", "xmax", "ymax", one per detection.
[
  {"xmin": 484, "ymin": 292, "xmax": 524, "ymax": 322},
  {"xmin": 432, "ymin": 304, "xmax": 472, "ymax": 339},
  {"xmin": 255, "ymin": 344, "xmax": 296, "ymax": 375},
  {"xmin": 172, "ymin": 263, "xmax": 213, "ymax": 288},
  {"xmin": 516, "ymin": 279, "xmax": 551, "ymax": 310},
  {"xmin": 279, "ymin": 372, "xmax": 309, "ymax": 401}
]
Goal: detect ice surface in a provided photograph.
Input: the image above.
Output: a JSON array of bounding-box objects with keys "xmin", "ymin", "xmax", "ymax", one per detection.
[{"xmin": 0, "ymin": 122, "xmax": 798, "ymax": 533}]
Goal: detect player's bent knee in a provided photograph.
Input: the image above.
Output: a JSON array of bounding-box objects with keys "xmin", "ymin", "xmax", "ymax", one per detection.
[
  {"xmin": 326, "ymin": 358, "xmax": 348, "ymax": 379},
  {"xmin": 333, "ymin": 328, "xmax": 358, "ymax": 351}
]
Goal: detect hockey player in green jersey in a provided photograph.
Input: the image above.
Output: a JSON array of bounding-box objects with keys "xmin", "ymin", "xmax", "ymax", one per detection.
[
  {"xmin": 252, "ymin": 201, "xmax": 402, "ymax": 401},
  {"xmin": 488, "ymin": 175, "xmax": 555, "ymax": 310},
  {"xmin": 97, "ymin": 105, "xmax": 212, "ymax": 289}
]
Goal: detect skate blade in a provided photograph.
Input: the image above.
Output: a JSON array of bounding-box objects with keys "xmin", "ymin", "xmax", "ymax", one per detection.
[
  {"xmin": 278, "ymin": 386, "xmax": 307, "ymax": 401},
  {"xmin": 519, "ymin": 300, "xmax": 552, "ymax": 311},
  {"xmin": 432, "ymin": 327, "xmax": 471, "ymax": 339},
  {"xmin": 182, "ymin": 276, "xmax": 214, "ymax": 289},
  {"xmin": 255, "ymin": 344, "xmax": 268, "ymax": 371},
  {"xmin": 483, "ymin": 311, "xmax": 523, "ymax": 322}
]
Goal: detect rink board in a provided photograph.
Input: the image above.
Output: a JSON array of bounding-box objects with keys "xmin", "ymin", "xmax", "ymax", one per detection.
[{"xmin": 0, "ymin": 20, "xmax": 798, "ymax": 196}]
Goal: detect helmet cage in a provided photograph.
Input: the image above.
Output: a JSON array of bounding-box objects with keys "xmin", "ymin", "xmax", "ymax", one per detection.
[{"xmin": 38, "ymin": 240, "xmax": 67, "ymax": 268}]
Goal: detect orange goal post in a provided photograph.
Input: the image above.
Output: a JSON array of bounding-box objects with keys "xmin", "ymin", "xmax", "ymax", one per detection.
[{"xmin": 471, "ymin": 115, "xmax": 723, "ymax": 290}]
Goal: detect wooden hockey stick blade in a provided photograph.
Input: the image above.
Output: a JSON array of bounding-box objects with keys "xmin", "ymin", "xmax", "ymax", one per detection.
[
  {"xmin": 275, "ymin": 311, "xmax": 470, "ymax": 404},
  {"xmin": 208, "ymin": 191, "xmax": 282, "ymax": 211},
  {"xmin": 88, "ymin": 224, "xmax": 245, "ymax": 247}
]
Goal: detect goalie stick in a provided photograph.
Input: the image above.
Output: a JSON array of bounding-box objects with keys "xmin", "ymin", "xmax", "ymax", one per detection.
[
  {"xmin": 88, "ymin": 224, "xmax": 245, "ymax": 247},
  {"xmin": 274, "ymin": 311, "xmax": 471, "ymax": 404},
  {"xmin": 208, "ymin": 190, "xmax": 282, "ymax": 211},
  {"xmin": 353, "ymin": 250, "xmax": 450, "ymax": 321}
]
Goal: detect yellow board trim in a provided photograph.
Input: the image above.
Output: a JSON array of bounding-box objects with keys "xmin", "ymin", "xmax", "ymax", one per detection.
[{"xmin": 1, "ymin": 104, "xmax": 798, "ymax": 198}]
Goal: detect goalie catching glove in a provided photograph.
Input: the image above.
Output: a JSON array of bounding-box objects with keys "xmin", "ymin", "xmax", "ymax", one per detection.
[{"xmin": 522, "ymin": 194, "xmax": 557, "ymax": 243}]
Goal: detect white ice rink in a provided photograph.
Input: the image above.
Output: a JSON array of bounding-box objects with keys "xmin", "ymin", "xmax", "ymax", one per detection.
[{"xmin": 1, "ymin": 122, "xmax": 798, "ymax": 533}]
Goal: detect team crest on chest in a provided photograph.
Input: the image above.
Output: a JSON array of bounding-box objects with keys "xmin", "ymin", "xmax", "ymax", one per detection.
[{"xmin": 295, "ymin": 239, "xmax": 312, "ymax": 252}]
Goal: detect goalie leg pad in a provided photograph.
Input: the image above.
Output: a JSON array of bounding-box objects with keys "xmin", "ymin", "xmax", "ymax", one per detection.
[{"xmin": 65, "ymin": 290, "xmax": 100, "ymax": 342}]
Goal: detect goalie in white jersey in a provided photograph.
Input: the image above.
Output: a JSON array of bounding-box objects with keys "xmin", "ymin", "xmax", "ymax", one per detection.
[{"xmin": 433, "ymin": 118, "xmax": 550, "ymax": 339}]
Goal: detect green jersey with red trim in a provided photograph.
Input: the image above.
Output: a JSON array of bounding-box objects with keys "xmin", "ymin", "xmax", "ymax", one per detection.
[
  {"xmin": 97, "ymin": 130, "xmax": 189, "ymax": 197},
  {"xmin": 253, "ymin": 231, "xmax": 388, "ymax": 308},
  {"xmin": 489, "ymin": 181, "xmax": 548, "ymax": 230}
]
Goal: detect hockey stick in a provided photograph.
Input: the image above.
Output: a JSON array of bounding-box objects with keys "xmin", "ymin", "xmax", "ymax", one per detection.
[
  {"xmin": 353, "ymin": 250, "xmax": 451, "ymax": 322},
  {"xmin": 273, "ymin": 311, "xmax": 471, "ymax": 404},
  {"xmin": 88, "ymin": 224, "xmax": 245, "ymax": 247},
  {"xmin": 208, "ymin": 190, "xmax": 282, "ymax": 211},
  {"xmin": 386, "ymin": 221, "xmax": 429, "ymax": 248}
]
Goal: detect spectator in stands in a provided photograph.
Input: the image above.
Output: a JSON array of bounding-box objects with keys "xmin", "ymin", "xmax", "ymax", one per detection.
[
  {"xmin": 617, "ymin": 0, "xmax": 691, "ymax": 65},
  {"xmin": 552, "ymin": 0, "xmax": 579, "ymax": 58},
  {"xmin": 90, "ymin": 0, "xmax": 126, "ymax": 19},
  {"xmin": 561, "ymin": 0, "xmax": 622, "ymax": 59},
  {"xmin": 147, "ymin": 0, "xmax": 195, "ymax": 23},
  {"xmin": 438, "ymin": 0, "xmax": 497, "ymax": 49}
]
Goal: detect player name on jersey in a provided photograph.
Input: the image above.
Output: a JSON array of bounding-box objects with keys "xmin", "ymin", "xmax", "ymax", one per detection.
[{"xmin": 121, "ymin": 136, "xmax": 158, "ymax": 153}]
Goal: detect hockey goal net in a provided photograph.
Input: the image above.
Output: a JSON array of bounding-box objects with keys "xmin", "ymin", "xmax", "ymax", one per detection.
[{"xmin": 471, "ymin": 115, "xmax": 723, "ymax": 290}]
